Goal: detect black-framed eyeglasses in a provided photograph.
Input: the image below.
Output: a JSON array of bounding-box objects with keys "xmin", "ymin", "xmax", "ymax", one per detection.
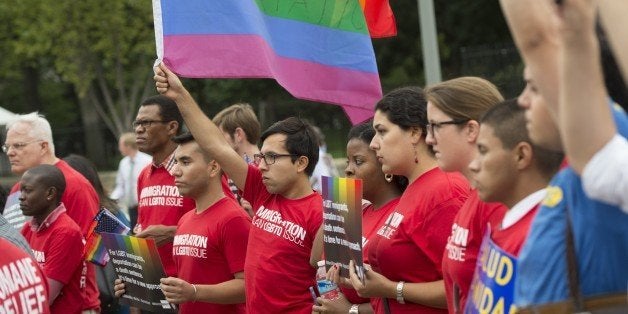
[
  {"xmin": 426, "ymin": 119, "xmax": 469, "ymax": 135},
  {"xmin": 2, "ymin": 140, "xmax": 43, "ymax": 153},
  {"xmin": 253, "ymin": 153, "xmax": 298, "ymax": 165},
  {"xmin": 132, "ymin": 120, "xmax": 167, "ymax": 129}
]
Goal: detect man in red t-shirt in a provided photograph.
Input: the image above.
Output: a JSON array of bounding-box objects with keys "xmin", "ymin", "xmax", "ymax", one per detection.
[
  {"xmin": 3, "ymin": 112, "xmax": 100, "ymax": 312},
  {"xmin": 465, "ymin": 100, "xmax": 564, "ymax": 313},
  {"xmin": 130, "ymin": 95, "xmax": 196, "ymax": 278},
  {"xmin": 19, "ymin": 165, "xmax": 88, "ymax": 314},
  {"xmin": 115, "ymin": 133, "xmax": 250, "ymax": 313},
  {"xmin": 155, "ymin": 63, "xmax": 324, "ymax": 314},
  {"xmin": 0, "ymin": 237, "xmax": 50, "ymax": 314}
]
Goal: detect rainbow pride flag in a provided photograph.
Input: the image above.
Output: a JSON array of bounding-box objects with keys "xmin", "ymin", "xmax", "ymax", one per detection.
[
  {"xmin": 84, "ymin": 208, "xmax": 131, "ymax": 266},
  {"xmin": 152, "ymin": 0, "xmax": 382, "ymax": 124},
  {"xmin": 321, "ymin": 176, "xmax": 364, "ymax": 279}
]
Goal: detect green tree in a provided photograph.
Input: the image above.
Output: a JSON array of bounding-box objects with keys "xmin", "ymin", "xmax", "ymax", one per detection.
[{"xmin": 9, "ymin": 0, "xmax": 156, "ymax": 165}]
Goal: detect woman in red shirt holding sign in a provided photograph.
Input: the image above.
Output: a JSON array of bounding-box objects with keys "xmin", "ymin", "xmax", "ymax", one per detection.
[
  {"xmin": 312, "ymin": 121, "xmax": 406, "ymax": 314},
  {"xmin": 347, "ymin": 87, "xmax": 469, "ymax": 314}
]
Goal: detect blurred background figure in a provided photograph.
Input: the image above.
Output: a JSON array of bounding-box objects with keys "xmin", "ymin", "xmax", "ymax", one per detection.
[
  {"xmin": 310, "ymin": 125, "xmax": 339, "ymax": 193},
  {"xmin": 110, "ymin": 132, "xmax": 151, "ymax": 228},
  {"xmin": 212, "ymin": 103, "xmax": 261, "ymax": 216}
]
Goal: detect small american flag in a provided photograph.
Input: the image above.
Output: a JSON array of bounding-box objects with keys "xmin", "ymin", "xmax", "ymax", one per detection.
[{"xmin": 84, "ymin": 208, "xmax": 130, "ymax": 265}]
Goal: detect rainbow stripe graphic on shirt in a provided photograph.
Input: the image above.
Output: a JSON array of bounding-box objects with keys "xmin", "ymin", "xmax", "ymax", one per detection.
[{"xmin": 321, "ymin": 176, "xmax": 364, "ymax": 279}]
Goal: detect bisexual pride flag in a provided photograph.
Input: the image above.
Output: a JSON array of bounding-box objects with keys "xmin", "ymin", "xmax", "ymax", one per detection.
[
  {"xmin": 84, "ymin": 208, "xmax": 131, "ymax": 266},
  {"xmin": 153, "ymin": 0, "xmax": 383, "ymax": 124}
]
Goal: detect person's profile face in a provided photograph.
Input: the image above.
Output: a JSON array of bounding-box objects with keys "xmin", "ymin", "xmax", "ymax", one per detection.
[
  {"xmin": 18, "ymin": 172, "xmax": 53, "ymax": 217},
  {"xmin": 370, "ymin": 110, "xmax": 415, "ymax": 177},
  {"xmin": 517, "ymin": 69, "xmax": 562, "ymax": 150},
  {"xmin": 5, "ymin": 123, "xmax": 46, "ymax": 175},
  {"xmin": 134, "ymin": 105, "xmax": 173, "ymax": 155},
  {"xmin": 257, "ymin": 133, "xmax": 299, "ymax": 195},
  {"xmin": 468, "ymin": 124, "xmax": 517, "ymax": 204},
  {"xmin": 345, "ymin": 138, "xmax": 384, "ymax": 201},
  {"xmin": 172, "ymin": 142, "xmax": 211, "ymax": 198}
]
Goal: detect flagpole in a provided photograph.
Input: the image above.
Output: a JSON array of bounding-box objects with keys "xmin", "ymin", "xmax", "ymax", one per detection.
[{"xmin": 418, "ymin": 0, "xmax": 442, "ymax": 85}]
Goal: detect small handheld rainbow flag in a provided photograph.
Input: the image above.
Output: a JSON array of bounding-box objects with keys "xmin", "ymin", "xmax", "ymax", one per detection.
[{"xmin": 84, "ymin": 208, "xmax": 131, "ymax": 266}]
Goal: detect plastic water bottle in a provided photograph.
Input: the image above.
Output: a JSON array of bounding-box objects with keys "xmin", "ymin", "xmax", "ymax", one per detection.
[{"xmin": 316, "ymin": 260, "xmax": 340, "ymax": 300}]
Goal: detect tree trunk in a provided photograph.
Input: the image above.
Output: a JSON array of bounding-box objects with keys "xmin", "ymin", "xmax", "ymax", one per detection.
[
  {"xmin": 21, "ymin": 66, "xmax": 41, "ymax": 112},
  {"xmin": 77, "ymin": 87, "xmax": 108, "ymax": 168}
]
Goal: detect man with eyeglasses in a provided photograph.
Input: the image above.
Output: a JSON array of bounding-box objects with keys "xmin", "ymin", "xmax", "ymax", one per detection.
[
  {"xmin": 2, "ymin": 112, "xmax": 101, "ymax": 313},
  {"xmin": 154, "ymin": 63, "xmax": 323, "ymax": 314},
  {"xmin": 130, "ymin": 95, "xmax": 195, "ymax": 282}
]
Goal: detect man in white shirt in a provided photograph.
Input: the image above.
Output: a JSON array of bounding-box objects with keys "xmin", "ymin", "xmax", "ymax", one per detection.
[{"xmin": 110, "ymin": 132, "xmax": 151, "ymax": 227}]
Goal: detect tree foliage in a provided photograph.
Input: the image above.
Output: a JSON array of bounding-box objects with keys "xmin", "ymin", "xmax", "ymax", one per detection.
[{"xmin": 11, "ymin": 0, "xmax": 156, "ymax": 137}]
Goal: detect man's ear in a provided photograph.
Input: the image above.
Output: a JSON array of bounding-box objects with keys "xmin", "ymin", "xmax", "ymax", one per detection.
[
  {"xmin": 295, "ymin": 155, "xmax": 309, "ymax": 173},
  {"xmin": 207, "ymin": 160, "xmax": 221, "ymax": 177},
  {"xmin": 234, "ymin": 127, "xmax": 246, "ymax": 144},
  {"xmin": 166, "ymin": 121, "xmax": 179, "ymax": 137},
  {"xmin": 514, "ymin": 142, "xmax": 534, "ymax": 170},
  {"xmin": 46, "ymin": 186, "xmax": 58, "ymax": 202}
]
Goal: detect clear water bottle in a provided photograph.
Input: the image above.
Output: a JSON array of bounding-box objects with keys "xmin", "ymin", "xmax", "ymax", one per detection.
[{"xmin": 316, "ymin": 260, "xmax": 340, "ymax": 300}]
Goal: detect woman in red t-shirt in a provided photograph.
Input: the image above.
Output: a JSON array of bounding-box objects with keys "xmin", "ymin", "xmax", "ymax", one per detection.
[
  {"xmin": 312, "ymin": 121, "xmax": 406, "ymax": 314},
  {"xmin": 347, "ymin": 87, "xmax": 470, "ymax": 314},
  {"xmin": 424, "ymin": 77, "xmax": 507, "ymax": 314}
]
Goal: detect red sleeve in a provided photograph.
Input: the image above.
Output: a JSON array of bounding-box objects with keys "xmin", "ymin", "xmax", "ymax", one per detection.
[
  {"xmin": 43, "ymin": 229, "xmax": 84, "ymax": 284},
  {"xmin": 415, "ymin": 197, "xmax": 465, "ymax": 275},
  {"xmin": 221, "ymin": 215, "xmax": 251, "ymax": 274},
  {"xmin": 61, "ymin": 183, "xmax": 99, "ymax": 236},
  {"xmin": 241, "ymin": 164, "xmax": 270, "ymax": 213}
]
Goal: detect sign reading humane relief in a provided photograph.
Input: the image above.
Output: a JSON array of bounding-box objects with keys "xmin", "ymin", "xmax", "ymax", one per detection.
[
  {"xmin": 100, "ymin": 233, "xmax": 176, "ymax": 313},
  {"xmin": 465, "ymin": 231, "xmax": 517, "ymax": 314},
  {"xmin": 321, "ymin": 176, "xmax": 363, "ymax": 280}
]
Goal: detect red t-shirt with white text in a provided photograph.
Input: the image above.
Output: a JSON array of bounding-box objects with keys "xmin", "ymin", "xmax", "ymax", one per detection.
[
  {"xmin": 368, "ymin": 167, "xmax": 469, "ymax": 314},
  {"xmin": 173, "ymin": 197, "xmax": 251, "ymax": 314},
  {"xmin": 442, "ymin": 190, "xmax": 506, "ymax": 314},
  {"xmin": 22, "ymin": 213, "xmax": 87, "ymax": 314},
  {"xmin": 0, "ymin": 238, "xmax": 50, "ymax": 314},
  {"xmin": 136, "ymin": 164, "xmax": 195, "ymax": 276},
  {"xmin": 242, "ymin": 165, "xmax": 323, "ymax": 314}
]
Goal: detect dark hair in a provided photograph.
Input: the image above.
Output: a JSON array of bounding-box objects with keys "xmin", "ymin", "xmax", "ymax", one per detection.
[
  {"xmin": 375, "ymin": 86, "xmax": 428, "ymax": 136},
  {"xmin": 172, "ymin": 132, "xmax": 194, "ymax": 145},
  {"xmin": 140, "ymin": 95, "xmax": 184, "ymax": 135},
  {"xmin": 172, "ymin": 132, "xmax": 212, "ymax": 162},
  {"xmin": 63, "ymin": 154, "xmax": 118, "ymax": 212},
  {"xmin": 347, "ymin": 121, "xmax": 408, "ymax": 192},
  {"xmin": 26, "ymin": 165, "xmax": 66, "ymax": 203},
  {"xmin": 481, "ymin": 99, "xmax": 564, "ymax": 179},
  {"xmin": 260, "ymin": 117, "xmax": 319, "ymax": 176}
]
